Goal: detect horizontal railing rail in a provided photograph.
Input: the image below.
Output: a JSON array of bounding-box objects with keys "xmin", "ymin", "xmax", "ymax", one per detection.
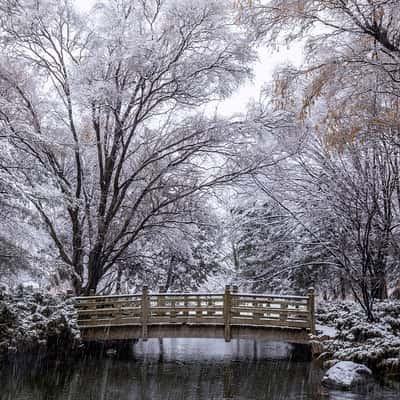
[{"xmin": 74, "ymin": 286, "xmax": 315, "ymax": 341}]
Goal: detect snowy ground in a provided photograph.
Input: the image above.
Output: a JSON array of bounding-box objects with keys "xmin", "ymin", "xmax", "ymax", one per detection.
[{"xmin": 315, "ymin": 301, "xmax": 400, "ymax": 374}]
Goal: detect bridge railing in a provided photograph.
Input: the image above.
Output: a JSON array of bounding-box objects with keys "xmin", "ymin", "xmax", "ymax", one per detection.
[{"xmin": 74, "ymin": 286, "xmax": 315, "ymax": 341}]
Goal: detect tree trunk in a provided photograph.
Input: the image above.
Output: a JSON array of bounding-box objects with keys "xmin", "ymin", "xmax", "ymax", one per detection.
[
  {"xmin": 71, "ymin": 271, "xmax": 83, "ymax": 295},
  {"xmin": 232, "ymin": 242, "xmax": 240, "ymax": 271},
  {"xmin": 340, "ymin": 274, "xmax": 346, "ymax": 300},
  {"xmin": 371, "ymin": 263, "xmax": 388, "ymax": 300},
  {"xmin": 164, "ymin": 257, "xmax": 176, "ymax": 292},
  {"xmin": 116, "ymin": 265, "xmax": 123, "ymax": 294},
  {"xmin": 361, "ymin": 282, "xmax": 375, "ymax": 322},
  {"xmin": 84, "ymin": 244, "xmax": 105, "ymax": 295}
]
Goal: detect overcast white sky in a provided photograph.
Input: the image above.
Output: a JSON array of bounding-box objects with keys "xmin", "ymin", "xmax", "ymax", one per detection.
[
  {"xmin": 217, "ymin": 46, "xmax": 303, "ymax": 115},
  {"xmin": 73, "ymin": 0, "xmax": 304, "ymax": 116}
]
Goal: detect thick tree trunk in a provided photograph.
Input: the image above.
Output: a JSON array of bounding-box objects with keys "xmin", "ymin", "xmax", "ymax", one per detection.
[
  {"xmin": 85, "ymin": 266, "xmax": 102, "ymax": 295},
  {"xmin": 339, "ymin": 274, "xmax": 346, "ymax": 300},
  {"xmin": 71, "ymin": 271, "xmax": 83, "ymax": 295},
  {"xmin": 164, "ymin": 257, "xmax": 175, "ymax": 292},
  {"xmin": 371, "ymin": 263, "xmax": 388, "ymax": 300},
  {"xmin": 372, "ymin": 274, "xmax": 388, "ymax": 300},
  {"xmin": 84, "ymin": 244, "xmax": 105, "ymax": 295}
]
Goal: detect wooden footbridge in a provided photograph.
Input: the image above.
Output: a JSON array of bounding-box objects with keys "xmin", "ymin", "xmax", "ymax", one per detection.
[{"xmin": 74, "ymin": 286, "xmax": 315, "ymax": 344}]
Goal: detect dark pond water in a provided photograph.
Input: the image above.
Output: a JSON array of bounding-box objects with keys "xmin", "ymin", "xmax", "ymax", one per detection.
[{"xmin": 1, "ymin": 339, "xmax": 399, "ymax": 400}]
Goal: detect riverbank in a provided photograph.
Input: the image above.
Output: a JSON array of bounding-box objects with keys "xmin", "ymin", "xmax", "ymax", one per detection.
[
  {"xmin": 0, "ymin": 286, "xmax": 80, "ymax": 363},
  {"xmin": 2, "ymin": 287, "xmax": 399, "ymax": 379},
  {"xmin": 314, "ymin": 300, "xmax": 400, "ymax": 376}
]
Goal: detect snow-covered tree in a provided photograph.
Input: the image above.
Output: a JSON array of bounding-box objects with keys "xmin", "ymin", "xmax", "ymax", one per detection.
[{"xmin": 0, "ymin": 0, "xmax": 262, "ymax": 294}]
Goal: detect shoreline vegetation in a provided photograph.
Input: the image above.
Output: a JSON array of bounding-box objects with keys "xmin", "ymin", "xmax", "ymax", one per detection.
[
  {"xmin": 0, "ymin": 286, "xmax": 80, "ymax": 364},
  {"xmin": 313, "ymin": 301, "xmax": 400, "ymax": 376}
]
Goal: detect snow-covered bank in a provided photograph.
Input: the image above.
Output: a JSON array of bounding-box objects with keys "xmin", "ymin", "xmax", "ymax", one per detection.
[
  {"xmin": 314, "ymin": 301, "xmax": 400, "ymax": 375},
  {"xmin": 0, "ymin": 286, "xmax": 80, "ymax": 362}
]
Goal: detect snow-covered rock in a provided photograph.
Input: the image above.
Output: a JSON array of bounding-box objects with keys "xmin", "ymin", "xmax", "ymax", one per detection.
[{"xmin": 322, "ymin": 361, "xmax": 373, "ymax": 389}]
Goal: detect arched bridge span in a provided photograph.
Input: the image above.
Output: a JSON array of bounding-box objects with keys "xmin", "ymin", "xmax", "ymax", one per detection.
[{"xmin": 74, "ymin": 287, "xmax": 315, "ymax": 344}]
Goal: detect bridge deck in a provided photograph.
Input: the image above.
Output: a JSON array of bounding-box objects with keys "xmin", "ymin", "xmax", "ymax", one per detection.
[{"xmin": 74, "ymin": 287, "xmax": 315, "ymax": 343}]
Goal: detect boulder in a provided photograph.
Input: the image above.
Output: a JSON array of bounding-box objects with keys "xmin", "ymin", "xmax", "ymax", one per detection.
[{"xmin": 322, "ymin": 361, "xmax": 373, "ymax": 390}]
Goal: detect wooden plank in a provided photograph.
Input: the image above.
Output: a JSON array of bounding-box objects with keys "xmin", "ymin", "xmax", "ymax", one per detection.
[
  {"xmin": 148, "ymin": 317, "xmax": 224, "ymax": 325},
  {"xmin": 77, "ymin": 317, "xmax": 142, "ymax": 327},
  {"xmin": 182, "ymin": 295, "xmax": 189, "ymax": 317},
  {"xmin": 77, "ymin": 306, "xmax": 141, "ymax": 315},
  {"xmin": 223, "ymin": 285, "xmax": 231, "ymax": 342},
  {"xmin": 280, "ymin": 302, "xmax": 288, "ymax": 322},
  {"xmin": 307, "ymin": 287, "xmax": 316, "ymax": 335},
  {"xmin": 75, "ymin": 298, "xmax": 141, "ymax": 305},
  {"xmin": 75, "ymin": 302, "xmax": 141, "ymax": 311},
  {"xmin": 149, "ymin": 293, "xmax": 224, "ymax": 298},
  {"xmin": 230, "ymin": 318, "xmax": 309, "ymax": 329},
  {"xmin": 75, "ymin": 294, "xmax": 142, "ymax": 300},
  {"xmin": 232, "ymin": 293, "xmax": 308, "ymax": 300},
  {"xmin": 141, "ymin": 286, "xmax": 149, "ymax": 340},
  {"xmin": 233, "ymin": 299, "xmax": 307, "ymax": 307},
  {"xmin": 231, "ymin": 307, "xmax": 308, "ymax": 315},
  {"xmin": 148, "ymin": 306, "xmax": 223, "ymax": 312}
]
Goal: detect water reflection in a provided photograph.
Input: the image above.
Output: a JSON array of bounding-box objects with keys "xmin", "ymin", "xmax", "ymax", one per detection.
[
  {"xmin": 0, "ymin": 339, "xmax": 398, "ymax": 400},
  {"xmin": 133, "ymin": 338, "xmax": 297, "ymax": 362}
]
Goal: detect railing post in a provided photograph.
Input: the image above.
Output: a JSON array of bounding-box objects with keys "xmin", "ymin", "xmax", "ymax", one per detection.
[
  {"xmin": 223, "ymin": 285, "xmax": 231, "ymax": 342},
  {"xmin": 141, "ymin": 286, "xmax": 149, "ymax": 341},
  {"xmin": 88, "ymin": 289, "xmax": 97, "ymax": 321},
  {"xmin": 231, "ymin": 285, "xmax": 238, "ymax": 320},
  {"xmin": 307, "ymin": 287, "xmax": 316, "ymax": 335},
  {"xmin": 280, "ymin": 302, "xmax": 288, "ymax": 322}
]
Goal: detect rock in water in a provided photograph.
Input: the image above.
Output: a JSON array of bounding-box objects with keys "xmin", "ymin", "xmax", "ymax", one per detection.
[{"xmin": 322, "ymin": 361, "xmax": 372, "ymax": 389}]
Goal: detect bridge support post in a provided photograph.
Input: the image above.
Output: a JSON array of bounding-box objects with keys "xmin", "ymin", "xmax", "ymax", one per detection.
[
  {"xmin": 141, "ymin": 286, "xmax": 149, "ymax": 341},
  {"xmin": 223, "ymin": 285, "xmax": 231, "ymax": 342},
  {"xmin": 307, "ymin": 287, "xmax": 316, "ymax": 335}
]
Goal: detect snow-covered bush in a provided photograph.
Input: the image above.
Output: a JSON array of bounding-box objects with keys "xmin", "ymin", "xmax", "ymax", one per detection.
[
  {"xmin": 0, "ymin": 286, "xmax": 80, "ymax": 360},
  {"xmin": 316, "ymin": 301, "xmax": 400, "ymax": 373}
]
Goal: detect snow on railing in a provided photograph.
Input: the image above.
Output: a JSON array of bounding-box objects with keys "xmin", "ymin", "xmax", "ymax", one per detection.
[{"xmin": 74, "ymin": 286, "xmax": 315, "ymax": 341}]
